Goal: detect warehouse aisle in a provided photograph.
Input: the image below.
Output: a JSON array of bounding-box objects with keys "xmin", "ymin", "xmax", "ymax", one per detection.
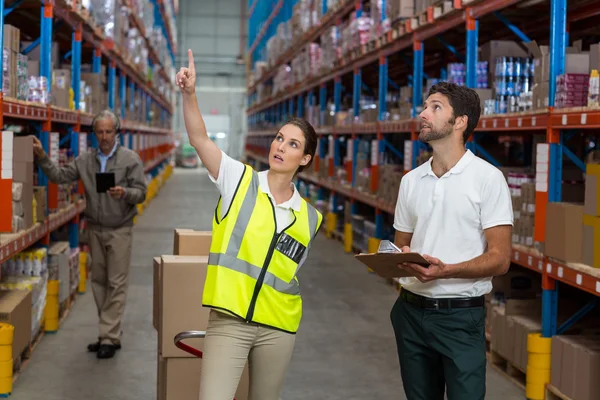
[{"xmin": 12, "ymin": 168, "xmax": 524, "ymax": 400}]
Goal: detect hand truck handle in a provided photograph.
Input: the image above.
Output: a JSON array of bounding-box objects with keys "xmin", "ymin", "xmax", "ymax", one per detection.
[{"xmin": 174, "ymin": 330, "xmax": 206, "ymax": 358}]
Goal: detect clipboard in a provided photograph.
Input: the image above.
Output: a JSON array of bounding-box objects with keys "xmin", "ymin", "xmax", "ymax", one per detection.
[
  {"xmin": 354, "ymin": 252, "xmax": 430, "ymax": 279},
  {"xmin": 96, "ymin": 172, "xmax": 116, "ymax": 193}
]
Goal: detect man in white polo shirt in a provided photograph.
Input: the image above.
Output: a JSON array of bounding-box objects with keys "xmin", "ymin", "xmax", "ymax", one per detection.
[{"xmin": 391, "ymin": 82, "xmax": 513, "ymax": 400}]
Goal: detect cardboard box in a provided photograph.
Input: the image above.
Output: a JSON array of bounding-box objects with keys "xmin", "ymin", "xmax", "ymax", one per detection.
[
  {"xmin": 526, "ymin": 41, "xmax": 590, "ymax": 85},
  {"xmin": 153, "ymin": 257, "xmax": 161, "ymax": 331},
  {"xmin": 551, "ymin": 335, "xmax": 565, "ymax": 391},
  {"xmin": 554, "ymin": 336, "xmax": 600, "ymax": 400},
  {"xmin": 585, "ymin": 164, "xmax": 600, "ymax": 216},
  {"xmin": 574, "ymin": 339, "xmax": 600, "ymax": 400},
  {"xmin": 173, "ymin": 229, "xmax": 212, "ymax": 256},
  {"xmin": 583, "ymin": 214, "xmax": 600, "ymax": 268},
  {"xmin": 3, "ymin": 25, "xmax": 20, "ymax": 53},
  {"xmin": 27, "ymin": 60, "xmax": 39, "ymax": 77},
  {"xmin": 158, "ymin": 256, "xmax": 211, "ymax": 358},
  {"xmin": 512, "ymin": 315, "xmax": 541, "ymax": 371},
  {"xmin": 13, "ymin": 136, "xmax": 33, "ymax": 162},
  {"xmin": 157, "ymin": 356, "xmax": 249, "ymax": 400},
  {"xmin": 33, "ymin": 186, "xmax": 47, "ymax": 222},
  {"xmin": 12, "ymin": 161, "xmax": 33, "ymax": 184},
  {"xmin": 490, "ymin": 306, "xmax": 506, "ymax": 357},
  {"xmin": 21, "ymin": 41, "xmax": 59, "ymax": 69},
  {"xmin": 0, "ymin": 290, "xmax": 32, "ymax": 362},
  {"xmin": 545, "ymin": 202, "xmax": 584, "ymax": 263},
  {"xmin": 474, "ymin": 88, "xmax": 493, "ymax": 111}
]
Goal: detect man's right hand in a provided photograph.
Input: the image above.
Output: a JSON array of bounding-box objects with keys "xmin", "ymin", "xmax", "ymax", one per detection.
[{"xmin": 31, "ymin": 135, "xmax": 45, "ymax": 158}]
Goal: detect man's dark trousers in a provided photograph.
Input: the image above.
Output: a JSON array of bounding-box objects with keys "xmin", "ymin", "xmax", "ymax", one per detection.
[{"xmin": 390, "ymin": 289, "xmax": 487, "ymax": 400}]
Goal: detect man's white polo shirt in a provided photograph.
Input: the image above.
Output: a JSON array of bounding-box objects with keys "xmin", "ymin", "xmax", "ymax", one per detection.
[{"xmin": 394, "ymin": 150, "xmax": 513, "ymax": 298}]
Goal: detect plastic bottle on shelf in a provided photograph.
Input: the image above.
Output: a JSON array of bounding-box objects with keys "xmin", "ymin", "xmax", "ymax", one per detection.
[{"xmin": 587, "ymin": 69, "xmax": 599, "ymax": 108}]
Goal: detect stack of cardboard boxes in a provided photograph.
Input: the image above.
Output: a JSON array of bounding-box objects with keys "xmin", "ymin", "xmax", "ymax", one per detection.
[
  {"xmin": 377, "ymin": 164, "xmax": 402, "ymax": 206},
  {"xmin": 543, "ymin": 161, "xmax": 596, "ymax": 267},
  {"xmin": 487, "ymin": 263, "xmax": 543, "ymax": 369},
  {"xmin": 153, "ymin": 229, "xmax": 249, "ymax": 400},
  {"xmin": 555, "ymin": 73, "xmax": 589, "ymax": 108},
  {"xmin": 551, "ymin": 335, "xmax": 600, "ymax": 400},
  {"xmin": 3, "ymin": 25, "xmax": 28, "ymax": 101},
  {"xmin": 506, "ymin": 171, "xmax": 535, "ymax": 247},
  {"xmin": 11, "ymin": 137, "xmax": 34, "ymax": 234},
  {"xmin": 526, "ymin": 41, "xmax": 590, "ymax": 110},
  {"xmin": 489, "ymin": 299, "xmax": 542, "ymax": 371},
  {"xmin": 398, "ymin": 86, "xmax": 412, "ymax": 119},
  {"xmin": 389, "ymin": 0, "xmax": 415, "ymax": 22}
]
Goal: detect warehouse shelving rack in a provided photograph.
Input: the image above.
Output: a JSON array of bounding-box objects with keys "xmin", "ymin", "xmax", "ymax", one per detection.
[
  {"xmin": 245, "ymin": 0, "xmax": 600, "ymax": 348},
  {"xmin": 0, "ymin": 0, "xmax": 176, "ymax": 263}
]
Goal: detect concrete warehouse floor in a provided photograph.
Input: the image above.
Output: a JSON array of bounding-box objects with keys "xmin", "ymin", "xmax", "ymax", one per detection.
[{"xmin": 12, "ymin": 167, "xmax": 525, "ymax": 400}]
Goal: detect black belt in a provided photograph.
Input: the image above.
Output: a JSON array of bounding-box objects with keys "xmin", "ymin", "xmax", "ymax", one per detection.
[{"xmin": 400, "ymin": 289, "xmax": 484, "ymax": 310}]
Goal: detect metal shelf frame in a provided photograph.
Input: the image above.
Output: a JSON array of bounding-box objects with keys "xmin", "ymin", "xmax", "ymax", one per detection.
[
  {"xmin": 245, "ymin": 0, "xmax": 600, "ymax": 340},
  {"xmin": 0, "ymin": 0, "xmax": 175, "ymax": 262}
]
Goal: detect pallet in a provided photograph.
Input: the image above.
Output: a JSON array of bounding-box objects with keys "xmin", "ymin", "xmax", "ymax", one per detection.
[
  {"xmin": 59, "ymin": 291, "xmax": 77, "ymax": 327},
  {"xmin": 12, "ymin": 326, "xmax": 45, "ymax": 385},
  {"xmin": 488, "ymin": 350, "xmax": 526, "ymax": 390},
  {"xmin": 545, "ymin": 384, "xmax": 573, "ymax": 400}
]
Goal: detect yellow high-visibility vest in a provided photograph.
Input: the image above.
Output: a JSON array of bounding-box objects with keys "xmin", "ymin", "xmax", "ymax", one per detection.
[{"xmin": 203, "ymin": 165, "xmax": 323, "ymax": 333}]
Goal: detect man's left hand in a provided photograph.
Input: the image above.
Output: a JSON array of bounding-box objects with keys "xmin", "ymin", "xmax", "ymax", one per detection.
[
  {"xmin": 108, "ymin": 186, "xmax": 126, "ymax": 199},
  {"xmin": 400, "ymin": 255, "xmax": 449, "ymax": 283}
]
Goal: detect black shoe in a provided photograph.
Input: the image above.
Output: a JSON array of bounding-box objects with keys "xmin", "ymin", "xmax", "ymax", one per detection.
[
  {"xmin": 97, "ymin": 344, "xmax": 117, "ymax": 359},
  {"xmin": 88, "ymin": 341, "xmax": 121, "ymax": 352}
]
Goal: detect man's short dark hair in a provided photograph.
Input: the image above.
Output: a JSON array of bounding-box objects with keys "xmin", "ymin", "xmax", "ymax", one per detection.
[{"xmin": 428, "ymin": 82, "xmax": 481, "ymax": 143}]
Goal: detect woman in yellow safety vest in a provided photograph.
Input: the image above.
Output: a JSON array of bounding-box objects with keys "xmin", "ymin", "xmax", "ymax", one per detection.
[{"xmin": 177, "ymin": 50, "xmax": 323, "ymax": 400}]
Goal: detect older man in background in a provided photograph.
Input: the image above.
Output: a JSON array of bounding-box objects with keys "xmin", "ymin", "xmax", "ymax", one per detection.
[{"xmin": 32, "ymin": 109, "xmax": 147, "ymax": 359}]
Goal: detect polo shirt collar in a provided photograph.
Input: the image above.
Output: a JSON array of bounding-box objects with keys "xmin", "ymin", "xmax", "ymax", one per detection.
[
  {"xmin": 258, "ymin": 170, "xmax": 302, "ymax": 212},
  {"xmin": 420, "ymin": 149, "xmax": 475, "ymax": 178}
]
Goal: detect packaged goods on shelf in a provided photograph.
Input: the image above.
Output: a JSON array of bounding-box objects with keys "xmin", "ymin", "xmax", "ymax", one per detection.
[
  {"xmin": 27, "ymin": 76, "xmax": 50, "ymax": 105},
  {"xmin": 33, "ymin": 187, "xmax": 47, "ymax": 228},
  {"xmin": 488, "ymin": 300, "xmax": 542, "ymax": 370},
  {"xmin": 377, "ymin": 164, "xmax": 402, "ymax": 205},
  {"xmin": 0, "ymin": 247, "xmax": 48, "ymax": 341},
  {"xmin": 89, "ymin": 0, "xmax": 120, "ymax": 43},
  {"xmin": 588, "ymin": 69, "xmax": 599, "ymax": 107},
  {"xmin": 2, "ymin": 248, "xmax": 48, "ymax": 278},
  {"xmin": 554, "ymin": 73, "xmax": 589, "ymax": 108},
  {"xmin": 545, "ymin": 202, "xmax": 584, "ymax": 264},
  {"xmin": 272, "ymin": 65, "xmax": 292, "ymax": 96},
  {"xmin": 0, "ymin": 289, "xmax": 32, "ymax": 360},
  {"xmin": 48, "ymin": 242, "xmax": 71, "ymax": 304},
  {"xmin": 359, "ymin": 97, "xmax": 379, "ymax": 123},
  {"xmin": 370, "ymin": 0, "xmax": 391, "ymax": 37},
  {"xmin": 390, "ymin": 0, "xmax": 415, "ymax": 21},
  {"xmin": 397, "ymin": 86, "xmax": 412, "ymax": 119},
  {"xmin": 291, "ymin": 44, "xmax": 321, "ymax": 86},
  {"xmin": 2, "ymin": 49, "xmax": 9, "ymax": 98},
  {"xmin": 12, "ymin": 137, "xmax": 34, "ymax": 233},
  {"xmin": 506, "ymin": 171, "xmax": 535, "ymax": 247},
  {"xmin": 290, "ymin": 0, "xmax": 312, "ymax": 41},
  {"xmin": 320, "ymin": 26, "xmax": 341, "ymax": 73},
  {"xmin": 266, "ymin": 22, "xmax": 291, "ymax": 68}
]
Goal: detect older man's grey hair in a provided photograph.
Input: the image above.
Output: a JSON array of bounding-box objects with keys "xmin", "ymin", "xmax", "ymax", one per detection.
[{"xmin": 92, "ymin": 109, "xmax": 121, "ymax": 132}]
